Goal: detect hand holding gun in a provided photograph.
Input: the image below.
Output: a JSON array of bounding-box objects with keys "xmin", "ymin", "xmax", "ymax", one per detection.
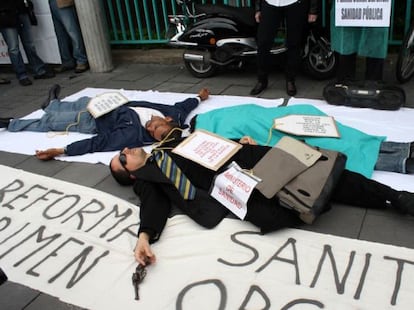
[{"xmin": 132, "ymin": 263, "xmax": 147, "ymax": 300}]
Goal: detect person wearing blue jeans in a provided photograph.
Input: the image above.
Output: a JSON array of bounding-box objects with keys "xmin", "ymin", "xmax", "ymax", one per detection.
[
  {"xmin": 0, "ymin": 85, "xmax": 209, "ymax": 160},
  {"xmin": 48, "ymin": 0, "xmax": 89, "ymax": 74},
  {"xmin": 0, "ymin": 0, "xmax": 55, "ymax": 86}
]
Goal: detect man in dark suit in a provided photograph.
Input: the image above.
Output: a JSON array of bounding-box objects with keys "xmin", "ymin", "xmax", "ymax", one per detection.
[{"xmin": 109, "ymin": 136, "xmax": 414, "ymax": 266}]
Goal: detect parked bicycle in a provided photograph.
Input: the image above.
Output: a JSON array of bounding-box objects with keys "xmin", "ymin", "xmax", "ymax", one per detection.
[{"xmin": 396, "ymin": 22, "xmax": 414, "ymax": 83}]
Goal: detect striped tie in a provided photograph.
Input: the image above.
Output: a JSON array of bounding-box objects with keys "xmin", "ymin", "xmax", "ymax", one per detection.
[{"xmin": 154, "ymin": 150, "xmax": 196, "ymax": 200}]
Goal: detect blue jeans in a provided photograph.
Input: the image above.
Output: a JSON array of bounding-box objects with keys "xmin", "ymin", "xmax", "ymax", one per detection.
[
  {"xmin": 375, "ymin": 141, "xmax": 411, "ymax": 174},
  {"xmin": 0, "ymin": 14, "xmax": 47, "ymax": 80},
  {"xmin": 8, "ymin": 97, "xmax": 97, "ymax": 134},
  {"xmin": 48, "ymin": 0, "xmax": 87, "ymax": 67}
]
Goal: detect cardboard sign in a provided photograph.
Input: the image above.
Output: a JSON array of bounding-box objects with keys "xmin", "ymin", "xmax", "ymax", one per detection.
[
  {"xmin": 87, "ymin": 92, "xmax": 129, "ymax": 118},
  {"xmin": 172, "ymin": 130, "xmax": 242, "ymax": 171},
  {"xmin": 335, "ymin": 0, "xmax": 392, "ymax": 27},
  {"xmin": 274, "ymin": 115, "xmax": 340, "ymax": 138}
]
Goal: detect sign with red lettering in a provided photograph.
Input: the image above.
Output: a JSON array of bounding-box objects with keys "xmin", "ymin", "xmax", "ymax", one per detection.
[
  {"xmin": 210, "ymin": 162, "xmax": 260, "ymax": 219},
  {"xmin": 172, "ymin": 130, "xmax": 242, "ymax": 171}
]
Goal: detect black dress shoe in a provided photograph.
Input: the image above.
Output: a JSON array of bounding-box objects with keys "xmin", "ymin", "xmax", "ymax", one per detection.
[
  {"xmin": 54, "ymin": 65, "xmax": 75, "ymax": 73},
  {"xmin": 0, "ymin": 78, "xmax": 11, "ymax": 85},
  {"xmin": 0, "ymin": 117, "xmax": 13, "ymax": 128},
  {"xmin": 286, "ymin": 80, "xmax": 297, "ymax": 96},
  {"xmin": 250, "ymin": 81, "xmax": 268, "ymax": 96},
  {"xmin": 19, "ymin": 78, "xmax": 32, "ymax": 86},
  {"xmin": 34, "ymin": 71, "xmax": 55, "ymax": 79},
  {"xmin": 41, "ymin": 84, "xmax": 61, "ymax": 110}
]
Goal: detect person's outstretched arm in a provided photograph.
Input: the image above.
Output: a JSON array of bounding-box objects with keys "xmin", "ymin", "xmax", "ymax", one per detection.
[
  {"xmin": 134, "ymin": 232, "xmax": 156, "ymax": 266},
  {"xmin": 35, "ymin": 148, "xmax": 65, "ymax": 160}
]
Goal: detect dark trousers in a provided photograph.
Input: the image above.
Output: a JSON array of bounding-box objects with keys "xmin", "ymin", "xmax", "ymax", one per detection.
[
  {"xmin": 256, "ymin": 0, "xmax": 309, "ymax": 82},
  {"xmin": 336, "ymin": 53, "xmax": 385, "ymax": 81},
  {"xmin": 245, "ymin": 169, "xmax": 398, "ymax": 234}
]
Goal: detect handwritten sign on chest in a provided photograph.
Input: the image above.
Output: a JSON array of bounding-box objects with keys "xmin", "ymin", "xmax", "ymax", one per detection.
[
  {"xmin": 274, "ymin": 115, "xmax": 340, "ymax": 138},
  {"xmin": 172, "ymin": 130, "xmax": 242, "ymax": 171}
]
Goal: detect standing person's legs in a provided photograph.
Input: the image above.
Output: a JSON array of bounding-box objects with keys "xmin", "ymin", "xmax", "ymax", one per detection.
[
  {"xmin": 0, "ymin": 27, "xmax": 30, "ymax": 82},
  {"xmin": 284, "ymin": 0, "xmax": 309, "ymax": 95},
  {"xmin": 57, "ymin": 5, "xmax": 88, "ymax": 66},
  {"xmin": 16, "ymin": 14, "xmax": 50, "ymax": 77},
  {"xmin": 250, "ymin": 2, "xmax": 283, "ymax": 95},
  {"xmin": 336, "ymin": 53, "xmax": 357, "ymax": 81},
  {"xmin": 365, "ymin": 57, "xmax": 384, "ymax": 81},
  {"xmin": 49, "ymin": 0, "xmax": 76, "ymax": 70}
]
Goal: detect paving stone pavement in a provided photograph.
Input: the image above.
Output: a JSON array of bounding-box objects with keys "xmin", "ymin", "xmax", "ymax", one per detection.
[{"xmin": 0, "ymin": 50, "xmax": 414, "ymax": 309}]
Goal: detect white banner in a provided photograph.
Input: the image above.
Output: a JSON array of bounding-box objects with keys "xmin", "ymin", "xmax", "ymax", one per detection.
[
  {"xmin": 0, "ymin": 0, "xmax": 61, "ymax": 64},
  {"xmin": 335, "ymin": 0, "xmax": 392, "ymax": 27},
  {"xmin": 1, "ymin": 164, "xmax": 414, "ymax": 309}
]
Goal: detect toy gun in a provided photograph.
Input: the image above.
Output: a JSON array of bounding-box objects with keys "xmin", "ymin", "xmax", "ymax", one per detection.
[{"xmin": 132, "ymin": 264, "xmax": 147, "ymax": 300}]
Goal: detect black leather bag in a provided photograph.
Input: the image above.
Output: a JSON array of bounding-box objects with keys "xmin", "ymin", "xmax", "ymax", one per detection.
[{"xmin": 323, "ymin": 80, "xmax": 405, "ymax": 111}]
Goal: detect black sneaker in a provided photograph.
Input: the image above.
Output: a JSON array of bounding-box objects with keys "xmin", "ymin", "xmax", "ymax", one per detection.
[
  {"xmin": 393, "ymin": 191, "xmax": 414, "ymax": 215},
  {"xmin": 34, "ymin": 71, "xmax": 55, "ymax": 79},
  {"xmin": 41, "ymin": 84, "xmax": 61, "ymax": 110},
  {"xmin": 54, "ymin": 65, "xmax": 75, "ymax": 73},
  {"xmin": 0, "ymin": 78, "xmax": 10, "ymax": 84},
  {"xmin": 19, "ymin": 78, "xmax": 32, "ymax": 86},
  {"xmin": 0, "ymin": 117, "xmax": 13, "ymax": 128}
]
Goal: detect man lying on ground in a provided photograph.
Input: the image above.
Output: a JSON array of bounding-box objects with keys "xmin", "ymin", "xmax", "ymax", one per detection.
[
  {"xmin": 109, "ymin": 134, "xmax": 414, "ymax": 265},
  {"xmin": 0, "ymin": 85, "xmax": 209, "ymax": 159},
  {"xmin": 144, "ymin": 103, "xmax": 413, "ymax": 177}
]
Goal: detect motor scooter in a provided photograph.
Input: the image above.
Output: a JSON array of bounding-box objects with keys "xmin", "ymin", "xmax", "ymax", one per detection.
[{"xmin": 168, "ymin": 0, "xmax": 337, "ymax": 79}]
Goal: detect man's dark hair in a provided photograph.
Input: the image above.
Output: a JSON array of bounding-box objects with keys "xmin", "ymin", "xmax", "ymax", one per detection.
[
  {"xmin": 162, "ymin": 121, "xmax": 182, "ymax": 140},
  {"xmin": 109, "ymin": 158, "xmax": 135, "ymax": 186}
]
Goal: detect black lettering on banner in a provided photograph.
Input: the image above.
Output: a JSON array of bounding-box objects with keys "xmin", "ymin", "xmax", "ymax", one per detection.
[
  {"xmin": 239, "ymin": 285, "xmax": 270, "ymax": 310},
  {"xmin": 384, "ymin": 255, "xmax": 414, "ymax": 305},
  {"xmin": 0, "ymin": 217, "xmax": 11, "ymax": 231},
  {"xmin": 310, "ymin": 245, "xmax": 355, "ymax": 294},
  {"xmin": 22, "ymin": 189, "xmax": 65, "ymax": 212},
  {"xmin": 176, "ymin": 279, "xmax": 226, "ymax": 310},
  {"xmin": 256, "ymin": 238, "xmax": 300, "ymax": 285},
  {"xmin": 0, "ymin": 222, "xmax": 30, "ymax": 246},
  {"xmin": 61, "ymin": 198, "xmax": 105, "ymax": 229},
  {"xmin": 0, "ymin": 179, "xmax": 25, "ymax": 208},
  {"xmin": 106, "ymin": 221, "xmax": 139, "ymax": 242},
  {"xmin": 48, "ymin": 246, "xmax": 110, "ymax": 288},
  {"xmin": 0, "ymin": 225, "xmax": 60, "ymax": 262},
  {"xmin": 27, "ymin": 237, "xmax": 84, "ymax": 277},
  {"xmin": 13, "ymin": 226, "xmax": 62, "ymax": 267},
  {"xmin": 353, "ymin": 253, "xmax": 371, "ymax": 300},
  {"xmin": 85, "ymin": 204, "xmax": 133, "ymax": 238},
  {"xmin": 42, "ymin": 194, "xmax": 80, "ymax": 219},
  {"xmin": 217, "ymin": 231, "xmax": 261, "ymax": 267},
  {"xmin": 5, "ymin": 184, "xmax": 48, "ymax": 211},
  {"xmin": 281, "ymin": 298, "xmax": 324, "ymax": 309}
]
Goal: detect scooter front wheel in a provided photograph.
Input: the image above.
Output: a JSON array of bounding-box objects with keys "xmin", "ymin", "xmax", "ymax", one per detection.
[
  {"xmin": 183, "ymin": 49, "xmax": 217, "ymax": 78},
  {"xmin": 303, "ymin": 42, "xmax": 337, "ymax": 80}
]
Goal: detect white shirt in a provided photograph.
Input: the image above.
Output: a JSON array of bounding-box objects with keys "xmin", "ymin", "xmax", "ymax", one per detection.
[
  {"xmin": 129, "ymin": 107, "xmax": 165, "ymax": 125},
  {"xmin": 265, "ymin": 0, "xmax": 298, "ymax": 7}
]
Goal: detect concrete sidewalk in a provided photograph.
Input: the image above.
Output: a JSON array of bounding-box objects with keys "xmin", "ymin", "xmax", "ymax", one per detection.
[{"xmin": 0, "ymin": 49, "xmax": 413, "ymax": 310}]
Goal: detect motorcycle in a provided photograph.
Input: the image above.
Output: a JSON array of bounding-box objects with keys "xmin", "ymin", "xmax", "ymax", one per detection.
[{"xmin": 168, "ymin": 0, "xmax": 337, "ymax": 79}]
